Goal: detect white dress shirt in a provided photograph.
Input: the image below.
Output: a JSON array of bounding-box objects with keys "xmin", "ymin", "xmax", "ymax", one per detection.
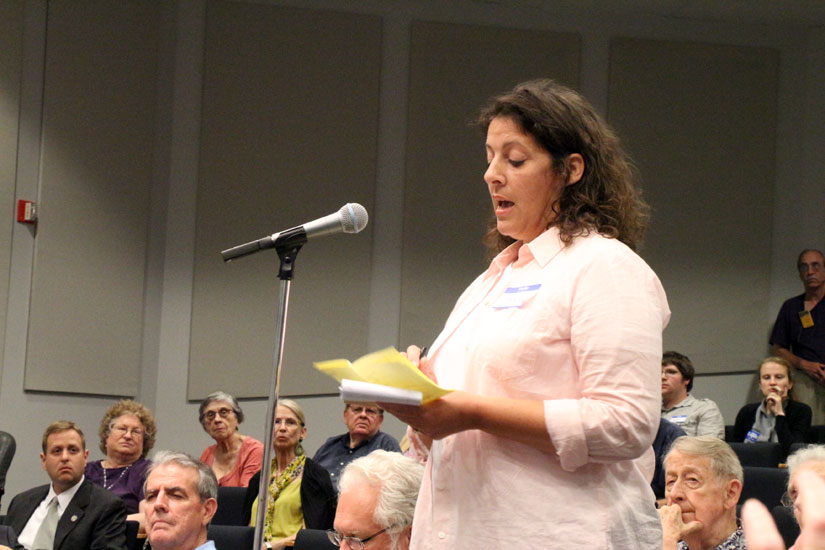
[{"xmin": 18, "ymin": 476, "xmax": 85, "ymax": 549}]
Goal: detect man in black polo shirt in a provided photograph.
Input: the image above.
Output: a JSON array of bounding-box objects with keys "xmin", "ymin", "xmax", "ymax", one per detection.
[{"xmin": 770, "ymin": 248, "xmax": 825, "ymax": 423}]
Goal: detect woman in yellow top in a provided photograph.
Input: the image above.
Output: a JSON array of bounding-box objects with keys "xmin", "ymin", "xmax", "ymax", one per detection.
[{"xmin": 242, "ymin": 399, "xmax": 336, "ymax": 549}]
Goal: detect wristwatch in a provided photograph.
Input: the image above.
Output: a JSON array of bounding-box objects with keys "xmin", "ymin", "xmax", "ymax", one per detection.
[{"xmin": 264, "ymin": 543, "xmax": 272, "ymax": 550}]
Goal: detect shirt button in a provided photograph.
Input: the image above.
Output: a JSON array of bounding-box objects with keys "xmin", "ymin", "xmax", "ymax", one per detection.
[{"xmin": 438, "ymin": 532, "xmax": 446, "ymax": 539}]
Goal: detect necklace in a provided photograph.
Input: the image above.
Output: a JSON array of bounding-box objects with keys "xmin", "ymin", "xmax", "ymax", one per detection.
[{"xmin": 103, "ymin": 463, "xmax": 131, "ymax": 490}]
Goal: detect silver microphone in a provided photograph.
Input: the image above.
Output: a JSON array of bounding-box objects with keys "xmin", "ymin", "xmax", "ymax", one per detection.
[{"xmin": 221, "ymin": 203, "xmax": 369, "ymax": 262}]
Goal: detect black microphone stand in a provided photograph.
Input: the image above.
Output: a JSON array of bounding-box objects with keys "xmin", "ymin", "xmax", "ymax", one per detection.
[{"xmin": 222, "ymin": 230, "xmax": 307, "ymax": 550}]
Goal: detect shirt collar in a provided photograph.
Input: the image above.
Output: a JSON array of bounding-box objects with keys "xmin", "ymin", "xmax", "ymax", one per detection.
[
  {"xmin": 344, "ymin": 432, "xmax": 378, "ymax": 450},
  {"xmin": 489, "ymin": 227, "xmax": 566, "ymax": 274},
  {"xmin": 676, "ymin": 523, "xmax": 744, "ymax": 550},
  {"xmin": 663, "ymin": 394, "xmax": 695, "ymax": 413},
  {"xmin": 48, "ymin": 475, "xmax": 85, "ymax": 514}
]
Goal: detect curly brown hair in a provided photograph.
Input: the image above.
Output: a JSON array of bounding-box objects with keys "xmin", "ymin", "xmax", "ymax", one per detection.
[
  {"xmin": 98, "ymin": 399, "xmax": 157, "ymax": 458},
  {"xmin": 478, "ymin": 79, "xmax": 648, "ymax": 256}
]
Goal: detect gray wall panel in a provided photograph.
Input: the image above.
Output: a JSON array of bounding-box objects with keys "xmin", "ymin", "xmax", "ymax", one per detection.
[
  {"xmin": 608, "ymin": 38, "xmax": 779, "ymax": 373},
  {"xmin": 24, "ymin": 1, "xmax": 159, "ymax": 395},
  {"xmin": 188, "ymin": 2, "xmax": 381, "ymax": 399},
  {"xmin": 0, "ymin": 0, "xmax": 25, "ymax": 388},
  {"xmin": 401, "ymin": 21, "xmax": 581, "ymax": 348}
]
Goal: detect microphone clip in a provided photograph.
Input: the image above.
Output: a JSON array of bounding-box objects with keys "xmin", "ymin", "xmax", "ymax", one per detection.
[{"xmin": 274, "ymin": 227, "xmax": 307, "ymax": 281}]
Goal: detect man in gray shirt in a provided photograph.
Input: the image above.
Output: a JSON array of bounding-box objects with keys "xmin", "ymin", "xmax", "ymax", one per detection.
[{"xmin": 661, "ymin": 351, "xmax": 725, "ymax": 439}]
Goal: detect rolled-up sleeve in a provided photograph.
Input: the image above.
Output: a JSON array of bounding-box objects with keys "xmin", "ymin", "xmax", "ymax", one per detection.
[{"xmin": 544, "ymin": 244, "xmax": 669, "ymax": 471}]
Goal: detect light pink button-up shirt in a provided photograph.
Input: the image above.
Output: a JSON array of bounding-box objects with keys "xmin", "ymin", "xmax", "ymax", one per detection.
[{"xmin": 410, "ymin": 227, "xmax": 670, "ymax": 550}]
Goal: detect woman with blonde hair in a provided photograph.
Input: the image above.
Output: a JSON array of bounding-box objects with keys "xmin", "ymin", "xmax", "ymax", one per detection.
[
  {"xmin": 86, "ymin": 399, "xmax": 157, "ymax": 515},
  {"xmin": 242, "ymin": 399, "xmax": 336, "ymax": 549},
  {"xmin": 733, "ymin": 357, "xmax": 812, "ymax": 458}
]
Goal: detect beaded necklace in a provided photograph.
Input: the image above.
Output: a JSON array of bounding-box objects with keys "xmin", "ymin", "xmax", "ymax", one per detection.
[{"xmin": 103, "ymin": 463, "xmax": 131, "ymax": 490}]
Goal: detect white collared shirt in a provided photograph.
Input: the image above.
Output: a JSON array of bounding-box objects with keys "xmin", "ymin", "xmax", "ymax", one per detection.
[{"xmin": 18, "ymin": 476, "xmax": 85, "ymax": 549}]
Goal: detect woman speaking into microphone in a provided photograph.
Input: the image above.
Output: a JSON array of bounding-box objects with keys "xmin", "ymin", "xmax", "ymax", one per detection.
[{"xmin": 383, "ymin": 79, "xmax": 670, "ymax": 550}]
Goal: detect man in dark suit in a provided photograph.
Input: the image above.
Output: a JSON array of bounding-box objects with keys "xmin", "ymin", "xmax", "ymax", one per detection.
[{"xmin": 3, "ymin": 420, "xmax": 126, "ymax": 550}]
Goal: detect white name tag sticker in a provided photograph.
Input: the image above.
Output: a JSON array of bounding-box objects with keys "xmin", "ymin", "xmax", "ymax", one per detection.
[
  {"xmin": 670, "ymin": 415, "xmax": 688, "ymax": 425},
  {"xmin": 492, "ymin": 283, "xmax": 542, "ymax": 310}
]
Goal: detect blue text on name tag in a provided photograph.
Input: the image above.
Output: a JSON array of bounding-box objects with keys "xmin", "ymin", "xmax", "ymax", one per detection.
[{"xmin": 492, "ymin": 283, "xmax": 542, "ymax": 309}]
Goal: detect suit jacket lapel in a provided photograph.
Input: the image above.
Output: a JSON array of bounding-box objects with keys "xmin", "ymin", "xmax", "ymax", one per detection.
[
  {"xmin": 8, "ymin": 485, "xmax": 49, "ymax": 536},
  {"xmin": 53, "ymin": 480, "xmax": 89, "ymax": 550}
]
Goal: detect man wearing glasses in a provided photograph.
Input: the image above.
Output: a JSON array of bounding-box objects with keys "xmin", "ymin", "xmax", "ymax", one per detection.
[
  {"xmin": 329, "ymin": 450, "xmax": 423, "ymax": 550},
  {"xmin": 312, "ymin": 403, "xmax": 400, "ymax": 483},
  {"xmin": 771, "ymin": 249, "xmax": 825, "ymax": 423}
]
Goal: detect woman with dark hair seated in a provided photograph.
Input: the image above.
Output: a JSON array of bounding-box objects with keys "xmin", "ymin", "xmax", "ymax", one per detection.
[{"xmin": 734, "ymin": 357, "xmax": 812, "ymax": 457}]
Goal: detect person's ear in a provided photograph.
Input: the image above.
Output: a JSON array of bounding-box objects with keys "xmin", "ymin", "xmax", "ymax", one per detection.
[
  {"xmin": 725, "ymin": 478, "xmax": 743, "ymax": 509},
  {"xmin": 565, "ymin": 154, "xmax": 585, "ymax": 185},
  {"xmin": 202, "ymin": 497, "xmax": 218, "ymax": 526}
]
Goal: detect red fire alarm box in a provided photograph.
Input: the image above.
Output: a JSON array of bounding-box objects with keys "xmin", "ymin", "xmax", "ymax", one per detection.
[{"xmin": 17, "ymin": 200, "xmax": 37, "ymax": 224}]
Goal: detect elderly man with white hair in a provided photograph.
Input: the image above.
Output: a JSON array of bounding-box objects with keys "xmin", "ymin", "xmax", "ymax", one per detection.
[
  {"xmin": 329, "ymin": 450, "xmax": 424, "ymax": 550},
  {"xmin": 658, "ymin": 436, "xmax": 745, "ymax": 550},
  {"xmin": 742, "ymin": 444, "xmax": 825, "ymax": 550}
]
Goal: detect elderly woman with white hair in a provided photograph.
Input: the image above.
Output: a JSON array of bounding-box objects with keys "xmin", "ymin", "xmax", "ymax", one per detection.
[
  {"xmin": 198, "ymin": 390, "xmax": 264, "ymax": 487},
  {"xmin": 658, "ymin": 436, "xmax": 745, "ymax": 550},
  {"xmin": 781, "ymin": 444, "xmax": 825, "ymax": 549},
  {"xmin": 331, "ymin": 450, "xmax": 425, "ymax": 550}
]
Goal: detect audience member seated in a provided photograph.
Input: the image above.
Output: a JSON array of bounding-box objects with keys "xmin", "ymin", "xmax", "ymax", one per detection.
[
  {"xmin": 198, "ymin": 391, "xmax": 263, "ymax": 488},
  {"xmin": 243, "ymin": 399, "xmax": 336, "ymax": 549},
  {"xmin": 312, "ymin": 402, "xmax": 401, "ymax": 484},
  {"xmin": 742, "ymin": 456, "xmax": 825, "ymax": 549},
  {"xmin": 733, "ymin": 358, "xmax": 812, "ymax": 459},
  {"xmin": 658, "ymin": 436, "xmax": 744, "ymax": 550},
  {"xmin": 144, "ymin": 451, "xmax": 219, "ymax": 550},
  {"xmin": 780, "ymin": 444, "xmax": 825, "ymax": 546},
  {"xmin": 653, "ymin": 418, "xmax": 687, "ymax": 501},
  {"xmin": 330, "ymin": 450, "xmax": 424, "ymax": 550},
  {"xmin": 662, "ymin": 351, "xmax": 726, "ymax": 439},
  {"xmin": 4, "ymin": 421, "xmax": 127, "ymax": 550},
  {"xmin": 86, "ymin": 399, "xmax": 156, "ymax": 519}
]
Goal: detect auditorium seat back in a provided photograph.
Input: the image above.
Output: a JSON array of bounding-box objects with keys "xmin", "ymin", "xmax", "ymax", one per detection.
[
  {"xmin": 294, "ymin": 528, "xmax": 337, "ymax": 550},
  {"xmin": 207, "ymin": 525, "xmax": 255, "ymax": 550},
  {"xmin": 771, "ymin": 505, "xmax": 800, "ymax": 549},
  {"xmin": 729, "ymin": 442, "xmax": 783, "ymax": 468},
  {"xmin": 212, "ymin": 486, "xmax": 248, "ymax": 526},
  {"xmin": 740, "ymin": 466, "xmax": 788, "ymax": 509},
  {"xmin": 0, "ymin": 431, "xmax": 16, "ymax": 510}
]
